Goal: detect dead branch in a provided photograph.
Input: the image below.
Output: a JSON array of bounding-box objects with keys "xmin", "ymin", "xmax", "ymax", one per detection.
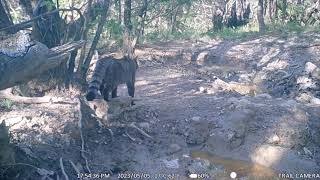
[
  {"xmin": 59, "ymin": 158, "xmax": 69, "ymax": 180},
  {"xmin": 125, "ymin": 130, "xmax": 137, "ymax": 141},
  {"xmin": 0, "ymin": 93, "xmax": 76, "ymax": 104},
  {"xmin": 0, "ymin": 8, "xmax": 84, "ymax": 33},
  {"xmin": 77, "ymin": 97, "xmax": 91, "ymax": 174},
  {"xmin": 0, "ymin": 40, "xmax": 84, "ymax": 90},
  {"xmin": 81, "ymin": 0, "xmax": 110, "ymax": 77},
  {"xmin": 69, "ymin": 160, "xmax": 82, "ymax": 179}
]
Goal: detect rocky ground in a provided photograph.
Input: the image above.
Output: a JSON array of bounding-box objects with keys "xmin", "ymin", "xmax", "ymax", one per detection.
[{"xmin": 1, "ymin": 32, "xmax": 320, "ymax": 180}]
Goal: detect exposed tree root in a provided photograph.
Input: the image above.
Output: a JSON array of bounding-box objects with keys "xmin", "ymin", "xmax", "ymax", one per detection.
[
  {"xmin": 77, "ymin": 98, "xmax": 92, "ymax": 174},
  {"xmin": 59, "ymin": 158, "xmax": 69, "ymax": 180}
]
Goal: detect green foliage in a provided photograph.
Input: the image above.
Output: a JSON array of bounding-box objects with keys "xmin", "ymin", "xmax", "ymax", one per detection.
[
  {"xmin": 277, "ymin": 0, "xmax": 288, "ymax": 19},
  {"xmin": 43, "ymin": 0, "xmax": 56, "ymax": 11},
  {"xmin": 267, "ymin": 21, "xmax": 320, "ymax": 35},
  {"xmin": 287, "ymin": 4, "xmax": 305, "ymax": 23},
  {"xmin": 206, "ymin": 23, "xmax": 259, "ymax": 40},
  {"xmin": 0, "ymin": 99, "xmax": 13, "ymax": 110},
  {"xmin": 106, "ymin": 19, "xmax": 123, "ymax": 38},
  {"xmin": 267, "ymin": 21, "xmax": 303, "ymax": 33},
  {"xmin": 144, "ymin": 28, "xmax": 202, "ymax": 42}
]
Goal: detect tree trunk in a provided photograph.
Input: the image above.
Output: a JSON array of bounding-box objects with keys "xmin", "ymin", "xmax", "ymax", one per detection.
[
  {"xmin": 118, "ymin": 0, "xmax": 124, "ymax": 26},
  {"xmin": 268, "ymin": 0, "xmax": 277, "ymax": 22},
  {"xmin": 81, "ymin": 0, "xmax": 110, "ymax": 79},
  {"xmin": 258, "ymin": 0, "xmax": 266, "ymax": 33},
  {"xmin": 123, "ymin": 0, "xmax": 134, "ymax": 59},
  {"xmin": 0, "ymin": 40, "xmax": 84, "ymax": 90},
  {"xmin": 169, "ymin": 0, "xmax": 178, "ymax": 33},
  {"xmin": 211, "ymin": 1, "xmax": 224, "ymax": 31},
  {"xmin": 0, "ymin": 0, "xmax": 13, "ymax": 33},
  {"xmin": 19, "ymin": 0, "xmax": 33, "ymax": 18},
  {"xmin": 280, "ymin": 0, "xmax": 287, "ymax": 21},
  {"xmin": 77, "ymin": 0, "xmax": 93, "ymax": 73},
  {"xmin": 32, "ymin": 0, "xmax": 62, "ymax": 48},
  {"xmin": 135, "ymin": 0, "xmax": 148, "ymax": 45}
]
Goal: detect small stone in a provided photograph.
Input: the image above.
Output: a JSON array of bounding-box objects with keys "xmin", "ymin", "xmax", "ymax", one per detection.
[
  {"xmin": 138, "ymin": 122, "xmax": 151, "ymax": 130},
  {"xmin": 186, "ymin": 120, "xmax": 210, "ymax": 145},
  {"xmin": 206, "ymin": 89, "xmax": 215, "ymax": 94},
  {"xmin": 168, "ymin": 144, "xmax": 181, "ymax": 154},
  {"xmin": 187, "ymin": 161, "xmax": 209, "ymax": 174},
  {"xmin": 37, "ymin": 168, "xmax": 54, "ymax": 176},
  {"xmin": 305, "ymin": 62, "xmax": 318, "ymax": 74},
  {"xmin": 256, "ymin": 93, "xmax": 272, "ymax": 99},
  {"xmin": 303, "ymin": 147, "xmax": 313, "ymax": 157},
  {"xmin": 162, "ymin": 159, "xmax": 179, "ymax": 169},
  {"xmin": 296, "ymin": 93, "xmax": 311, "ymax": 103},
  {"xmin": 227, "ymin": 132, "xmax": 235, "ymax": 140},
  {"xmin": 268, "ymin": 134, "xmax": 280, "ymax": 144},
  {"xmin": 191, "ymin": 116, "xmax": 201, "ymax": 121},
  {"xmin": 311, "ymin": 68, "xmax": 320, "ymax": 79},
  {"xmin": 310, "ymin": 97, "xmax": 320, "ymax": 105},
  {"xmin": 199, "ymin": 87, "xmax": 207, "ymax": 93}
]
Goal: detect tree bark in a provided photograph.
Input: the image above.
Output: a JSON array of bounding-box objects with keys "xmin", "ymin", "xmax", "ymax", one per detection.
[
  {"xmin": 134, "ymin": 0, "xmax": 148, "ymax": 45},
  {"xmin": 123, "ymin": 0, "xmax": 134, "ymax": 59},
  {"xmin": 77, "ymin": 0, "xmax": 93, "ymax": 73},
  {"xmin": 32, "ymin": 0, "xmax": 62, "ymax": 48},
  {"xmin": 0, "ymin": 0, "xmax": 13, "ymax": 33},
  {"xmin": 169, "ymin": 0, "xmax": 180, "ymax": 33},
  {"xmin": 19, "ymin": 0, "xmax": 33, "ymax": 18},
  {"xmin": 258, "ymin": 0, "xmax": 266, "ymax": 33},
  {"xmin": 118, "ymin": 0, "xmax": 124, "ymax": 26},
  {"xmin": 81, "ymin": 0, "xmax": 110, "ymax": 78},
  {"xmin": 0, "ymin": 40, "xmax": 84, "ymax": 90}
]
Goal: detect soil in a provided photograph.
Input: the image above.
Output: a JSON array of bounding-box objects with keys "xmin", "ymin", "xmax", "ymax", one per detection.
[{"xmin": 1, "ymin": 32, "xmax": 320, "ymax": 180}]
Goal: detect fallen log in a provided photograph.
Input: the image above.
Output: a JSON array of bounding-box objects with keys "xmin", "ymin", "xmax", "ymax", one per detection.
[
  {"xmin": 0, "ymin": 93, "xmax": 76, "ymax": 104},
  {"xmin": 0, "ymin": 31, "xmax": 84, "ymax": 90}
]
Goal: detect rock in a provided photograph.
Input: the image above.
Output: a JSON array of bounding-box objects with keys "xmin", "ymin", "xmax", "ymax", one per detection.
[
  {"xmin": 199, "ymin": 86, "xmax": 207, "ymax": 93},
  {"xmin": 229, "ymin": 137, "xmax": 244, "ymax": 149},
  {"xmin": 311, "ymin": 68, "xmax": 320, "ymax": 79},
  {"xmin": 303, "ymin": 147, "xmax": 313, "ymax": 157},
  {"xmin": 196, "ymin": 51, "xmax": 210, "ymax": 65},
  {"xmin": 138, "ymin": 122, "xmax": 151, "ymax": 132},
  {"xmin": 267, "ymin": 134, "xmax": 280, "ymax": 144},
  {"xmin": 162, "ymin": 159, "xmax": 179, "ymax": 169},
  {"xmin": 296, "ymin": 76, "xmax": 317, "ymax": 90},
  {"xmin": 310, "ymin": 97, "xmax": 320, "ymax": 105},
  {"xmin": 191, "ymin": 116, "xmax": 201, "ymax": 121},
  {"xmin": 225, "ymin": 109, "xmax": 256, "ymax": 149},
  {"xmin": 167, "ymin": 144, "xmax": 182, "ymax": 154},
  {"xmin": 37, "ymin": 168, "xmax": 54, "ymax": 176},
  {"xmin": 296, "ymin": 93, "xmax": 320, "ymax": 105},
  {"xmin": 296, "ymin": 93, "xmax": 312, "ymax": 103},
  {"xmin": 187, "ymin": 160, "xmax": 209, "ymax": 174},
  {"xmin": 304, "ymin": 62, "xmax": 318, "ymax": 74},
  {"xmin": 256, "ymin": 93, "xmax": 272, "ymax": 99},
  {"xmin": 87, "ymin": 99, "xmax": 108, "ymax": 120},
  {"xmin": 186, "ymin": 120, "xmax": 210, "ymax": 145},
  {"xmin": 227, "ymin": 132, "xmax": 235, "ymax": 141},
  {"xmin": 206, "ymin": 88, "xmax": 215, "ymax": 94}
]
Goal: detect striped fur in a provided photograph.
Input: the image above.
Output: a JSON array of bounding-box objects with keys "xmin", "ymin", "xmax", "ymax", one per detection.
[{"xmin": 86, "ymin": 56, "xmax": 138, "ymax": 102}]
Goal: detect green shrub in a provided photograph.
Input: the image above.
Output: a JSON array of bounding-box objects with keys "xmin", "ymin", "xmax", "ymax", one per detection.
[{"xmin": 0, "ymin": 99, "xmax": 14, "ymax": 110}]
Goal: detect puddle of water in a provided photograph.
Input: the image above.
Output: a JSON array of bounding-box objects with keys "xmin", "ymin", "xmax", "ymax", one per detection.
[{"xmin": 191, "ymin": 151, "xmax": 280, "ymax": 179}]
